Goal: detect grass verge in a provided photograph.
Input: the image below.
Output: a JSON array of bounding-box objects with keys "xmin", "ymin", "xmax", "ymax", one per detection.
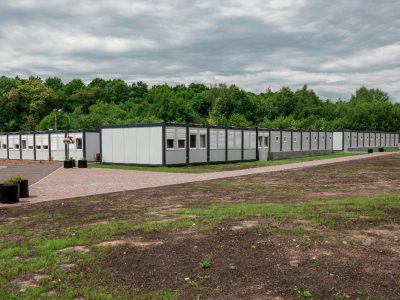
[{"xmin": 91, "ymin": 152, "xmax": 364, "ymax": 173}]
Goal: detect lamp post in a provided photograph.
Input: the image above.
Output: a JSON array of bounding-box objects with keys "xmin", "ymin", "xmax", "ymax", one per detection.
[{"xmin": 53, "ymin": 109, "xmax": 62, "ymax": 131}]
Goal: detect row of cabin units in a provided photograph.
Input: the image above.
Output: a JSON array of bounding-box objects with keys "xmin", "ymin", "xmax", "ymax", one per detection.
[
  {"xmin": 0, "ymin": 130, "xmax": 100, "ymax": 161},
  {"xmin": 100, "ymin": 123, "xmax": 338, "ymax": 166},
  {"xmin": 333, "ymin": 131, "xmax": 400, "ymax": 151}
]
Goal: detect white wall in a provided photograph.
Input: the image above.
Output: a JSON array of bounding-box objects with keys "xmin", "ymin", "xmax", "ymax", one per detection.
[
  {"xmin": 0, "ymin": 135, "xmax": 7, "ymax": 159},
  {"xmin": 333, "ymin": 132, "xmax": 343, "ymax": 151},
  {"xmin": 102, "ymin": 126, "xmax": 163, "ymax": 165}
]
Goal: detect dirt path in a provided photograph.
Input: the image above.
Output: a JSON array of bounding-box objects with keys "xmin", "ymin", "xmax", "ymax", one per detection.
[{"xmin": 2, "ymin": 152, "xmax": 396, "ymax": 206}]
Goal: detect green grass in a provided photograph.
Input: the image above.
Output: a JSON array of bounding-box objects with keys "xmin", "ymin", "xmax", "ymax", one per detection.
[
  {"xmin": 134, "ymin": 194, "xmax": 400, "ymax": 232},
  {"xmin": 91, "ymin": 152, "xmax": 364, "ymax": 173}
]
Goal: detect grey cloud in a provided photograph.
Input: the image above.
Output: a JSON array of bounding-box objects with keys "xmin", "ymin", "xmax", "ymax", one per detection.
[{"xmin": 0, "ymin": 0, "xmax": 399, "ymax": 101}]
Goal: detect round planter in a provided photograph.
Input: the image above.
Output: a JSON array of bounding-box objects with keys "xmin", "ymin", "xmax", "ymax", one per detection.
[
  {"xmin": 0, "ymin": 184, "xmax": 20, "ymax": 204},
  {"xmin": 378, "ymin": 148, "xmax": 385, "ymax": 152},
  {"xmin": 64, "ymin": 160, "xmax": 73, "ymax": 168},
  {"xmin": 368, "ymin": 149, "xmax": 373, "ymax": 154},
  {"xmin": 19, "ymin": 180, "xmax": 29, "ymax": 198},
  {"xmin": 78, "ymin": 160, "xmax": 88, "ymax": 168}
]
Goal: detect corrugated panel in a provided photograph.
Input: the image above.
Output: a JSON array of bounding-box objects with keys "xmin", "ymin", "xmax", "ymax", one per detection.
[
  {"xmin": 210, "ymin": 129, "xmax": 218, "ymax": 149},
  {"xmin": 177, "ymin": 128, "xmax": 186, "ymax": 140},
  {"xmin": 218, "ymin": 130, "xmax": 225, "ymax": 149},
  {"xmin": 243, "ymin": 131, "xmax": 250, "ymax": 149},
  {"xmin": 228, "ymin": 131, "xmax": 235, "ymax": 148},
  {"xmin": 166, "ymin": 128, "xmax": 175, "ymax": 139},
  {"xmin": 235, "ymin": 131, "xmax": 241, "ymax": 149},
  {"xmin": 250, "ymin": 132, "xmax": 256, "ymax": 148}
]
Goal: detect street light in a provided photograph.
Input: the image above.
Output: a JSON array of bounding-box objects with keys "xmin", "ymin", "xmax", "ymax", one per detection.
[{"xmin": 53, "ymin": 109, "xmax": 62, "ymax": 131}]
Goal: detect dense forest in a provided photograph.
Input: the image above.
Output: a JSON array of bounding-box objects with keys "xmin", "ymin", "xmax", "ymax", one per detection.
[{"xmin": 0, "ymin": 76, "xmax": 399, "ymax": 132}]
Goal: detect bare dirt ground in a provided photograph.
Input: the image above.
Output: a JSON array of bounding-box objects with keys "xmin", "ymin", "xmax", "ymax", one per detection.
[{"xmin": 0, "ymin": 154, "xmax": 399, "ymax": 299}]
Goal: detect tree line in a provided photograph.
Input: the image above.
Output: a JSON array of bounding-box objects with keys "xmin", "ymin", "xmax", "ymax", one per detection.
[{"xmin": 0, "ymin": 76, "xmax": 399, "ymax": 132}]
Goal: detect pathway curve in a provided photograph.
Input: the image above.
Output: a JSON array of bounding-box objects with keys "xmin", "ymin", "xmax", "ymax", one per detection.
[{"xmin": 3, "ymin": 152, "xmax": 397, "ymax": 206}]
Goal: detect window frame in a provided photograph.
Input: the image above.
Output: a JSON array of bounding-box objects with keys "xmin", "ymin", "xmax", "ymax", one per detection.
[
  {"xmin": 76, "ymin": 138, "xmax": 83, "ymax": 150},
  {"xmin": 178, "ymin": 139, "xmax": 186, "ymax": 149},
  {"xmin": 263, "ymin": 136, "xmax": 269, "ymax": 147},
  {"xmin": 199, "ymin": 134, "xmax": 207, "ymax": 149},
  {"xmin": 190, "ymin": 134, "xmax": 197, "ymax": 149},
  {"xmin": 166, "ymin": 138, "xmax": 175, "ymax": 150}
]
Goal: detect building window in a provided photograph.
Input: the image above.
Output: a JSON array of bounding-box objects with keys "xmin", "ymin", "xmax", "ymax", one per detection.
[
  {"xmin": 361, "ymin": 136, "xmax": 363, "ymax": 140},
  {"xmin": 264, "ymin": 136, "xmax": 269, "ymax": 147},
  {"xmin": 258, "ymin": 136, "xmax": 263, "ymax": 147},
  {"xmin": 76, "ymin": 138, "xmax": 83, "ymax": 149},
  {"xmin": 1, "ymin": 144, "xmax": 6, "ymax": 149},
  {"xmin": 322, "ymin": 136, "xmax": 325, "ymax": 140},
  {"xmin": 190, "ymin": 134, "xmax": 197, "ymax": 149},
  {"xmin": 15, "ymin": 144, "xmax": 20, "ymax": 149},
  {"xmin": 283, "ymin": 136, "xmax": 287, "ymax": 142},
  {"xmin": 22, "ymin": 140, "xmax": 27, "ymax": 149},
  {"xmin": 28, "ymin": 146, "xmax": 34, "ymax": 149},
  {"xmin": 329, "ymin": 136, "xmax": 332, "ymax": 140},
  {"xmin": 293, "ymin": 137, "xmax": 297, "ymax": 143},
  {"xmin": 347, "ymin": 135, "xmax": 350, "ymax": 139},
  {"xmin": 36, "ymin": 145, "xmax": 41, "ymax": 149},
  {"xmin": 200, "ymin": 134, "xmax": 206, "ymax": 149},
  {"xmin": 305, "ymin": 136, "xmax": 309, "ymax": 141},
  {"xmin": 178, "ymin": 139, "xmax": 185, "ymax": 149},
  {"xmin": 275, "ymin": 136, "xmax": 279, "ymax": 142},
  {"xmin": 43, "ymin": 145, "xmax": 49, "ymax": 150},
  {"xmin": 166, "ymin": 139, "xmax": 174, "ymax": 149},
  {"xmin": 314, "ymin": 136, "xmax": 317, "ymax": 141}
]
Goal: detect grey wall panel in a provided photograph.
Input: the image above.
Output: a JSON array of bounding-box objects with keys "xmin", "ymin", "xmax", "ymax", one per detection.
[
  {"xmin": 302, "ymin": 132, "xmax": 311, "ymax": 151},
  {"xmin": 85, "ymin": 132, "xmax": 100, "ymax": 161},
  {"xmin": 344, "ymin": 131, "xmax": 351, "ymax": 150},
  {"xmin": 311, "ymin": 132, "xmax": 318, "ymax": 150},
  {"xmin": 270, "ymin": 131, "xmax": 281, "ymax": 152},
  {"xmin": 281, "ymin": 131, "xmax": 291, "ymax": 152},
  {"xmin": 369, "ymin": 133, "xmax": 375, "ymax": 147},
  {"xmin": 351, "ymin": 132, "xmax": 358, "ymax": 148},
  {"xmin": 326, "ymin": 132, "xmax": 333, "ymax": 150},
  {"xmin": 292, "ymin": 132, "xmax": 301, "ymax": 151},
  {"xmin": 333, "ymin": 132, "xmax": 343, "ymax": 151},
  {"xmin": 210, "ymin": 150, "xmax": 225, "ymax": 162},
  {"xmin": 244, "ymin": 149, "xmax": 256, "ymax": 160},
  {"xmin": 166, "ymin": 150, "xmax": 186, "ymax": 165},
  {"xmin": 258, "ymin": 148, "xmax": 269, "ymax": 160},
  {"xmin": 189, "ymin": 150, "xmax": 207, "ymax": 163},
  {"xmin": 358, "ymin": 132, "xmax": 363, "ymax": 147},
  {"xmin": 364, "ymin": 133, "xmax": 370, "ymax": 147},
  {"xmin": 319, "ymin": 132, "xmax": 325, "ymax": 150},
  {"xmin": 228, "ymin": 149, "xmax": 241, "ymax": 161}
]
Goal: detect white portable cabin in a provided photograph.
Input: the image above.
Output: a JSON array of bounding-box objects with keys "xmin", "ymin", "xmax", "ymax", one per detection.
[
  {"xmin": 0, "ymin": 130, "xmax": 100, "ymax": 161},
  {"xmin": 100, "ymin": 123, "xmax": 259, "ymax": 166},
  {"xmin": 333, "ymin": 130, "xmax": 400, "ymax": 151}
]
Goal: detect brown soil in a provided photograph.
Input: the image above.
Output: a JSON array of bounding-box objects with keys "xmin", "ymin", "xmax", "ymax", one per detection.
[
  {"xmin": 1, "ymin": 154, "xmax": 400, "ymax": 299},
  {"xmin": 100, "ymin": 222, "xmax": 400, "ymax": 299}
]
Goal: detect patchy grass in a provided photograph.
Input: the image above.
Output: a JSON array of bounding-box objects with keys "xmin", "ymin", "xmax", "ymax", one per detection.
[
  {"xmin": 91, "ymin": 152, "xmax": 364, "ymax": 173},
  {"xmin": 133, "ymin": 194, "xmax": 400, "ymax": 232}
]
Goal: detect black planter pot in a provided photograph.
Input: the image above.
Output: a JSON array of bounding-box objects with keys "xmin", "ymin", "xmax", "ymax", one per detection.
[
  {"xmin": 368, "ymin": 149, "xmax": 374, "ymax": 154},
  {"xmin": 19, "ymin": 180, "xmax": 29, "ymax": 198},
  {"xmin": 0, "ymin": 184, "xmax": 20, "ymax": 204},
  {"xmin": 78, "ymin": 160, "xmax": 88, "ymax": 168},
  {"xmin": 64, "ymin": 160, "xmax": 73, "ymax": 168},
  {"xmin": 72, "ymin": 160, "xmax": 76, "ymax": 167},
  {"xmin": 378, "ymin": 148, "xmax": 385, "ymax": 152}
]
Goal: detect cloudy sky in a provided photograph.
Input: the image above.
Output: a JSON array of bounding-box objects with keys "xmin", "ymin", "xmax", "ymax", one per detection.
[{"xmin": 0, "ymin": 0, "xmax": 399, "ymax": 101}]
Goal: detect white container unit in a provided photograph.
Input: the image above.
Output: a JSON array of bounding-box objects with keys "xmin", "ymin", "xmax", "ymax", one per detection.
[
  {"xmin": 101, "ymin": 124, "xmax": 163, "ymax": 165},
  {"xmin": 0, "ymin": 130, "xmax": 100, "ymax": 161},
  {"xmin": 333, "ymin": 131, "xmax": 400, "ymax": 151}
]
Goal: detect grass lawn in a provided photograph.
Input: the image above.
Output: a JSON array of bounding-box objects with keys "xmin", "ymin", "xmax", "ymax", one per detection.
[
  {"xmin": 90, "ymin": 151, "xmax": 364, "ymax": 173},
  {"xmin": 1, "ymin": 154, "xmax": 399, "ymax": 299}
]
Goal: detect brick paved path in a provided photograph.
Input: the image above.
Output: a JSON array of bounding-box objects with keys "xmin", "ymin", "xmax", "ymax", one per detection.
[{"xmin": 1, "ymin": 152, "xmax": 396, "ymax": 206}]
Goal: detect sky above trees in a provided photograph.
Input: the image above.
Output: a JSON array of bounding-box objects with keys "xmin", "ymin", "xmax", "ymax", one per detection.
[{"xmin": 0, "ymin": 1, "xmax": 399, "ymax": 101}]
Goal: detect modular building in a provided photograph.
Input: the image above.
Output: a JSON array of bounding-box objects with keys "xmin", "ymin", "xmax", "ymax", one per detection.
[
  {"xmin": 333, "ymin": 131, "xmax": 400, "ymax": 151},
  {"xmin": 100, "ymin": 123, "xmax": 335, "ymax": 166},
  {"xmin": 0, "ymin": 130, "xmax": 100, "ymax": 161}
]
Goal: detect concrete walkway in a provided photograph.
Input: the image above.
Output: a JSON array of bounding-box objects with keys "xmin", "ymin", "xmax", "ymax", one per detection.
[{"xmin": 2, "ymin": 152, "xmax": 396, "ymax": 206}]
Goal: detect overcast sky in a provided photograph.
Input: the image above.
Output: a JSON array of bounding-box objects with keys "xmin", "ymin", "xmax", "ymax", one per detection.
[{"xmin": 0, "ymin": 0, "xmax": 399, "ymax": 101}]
